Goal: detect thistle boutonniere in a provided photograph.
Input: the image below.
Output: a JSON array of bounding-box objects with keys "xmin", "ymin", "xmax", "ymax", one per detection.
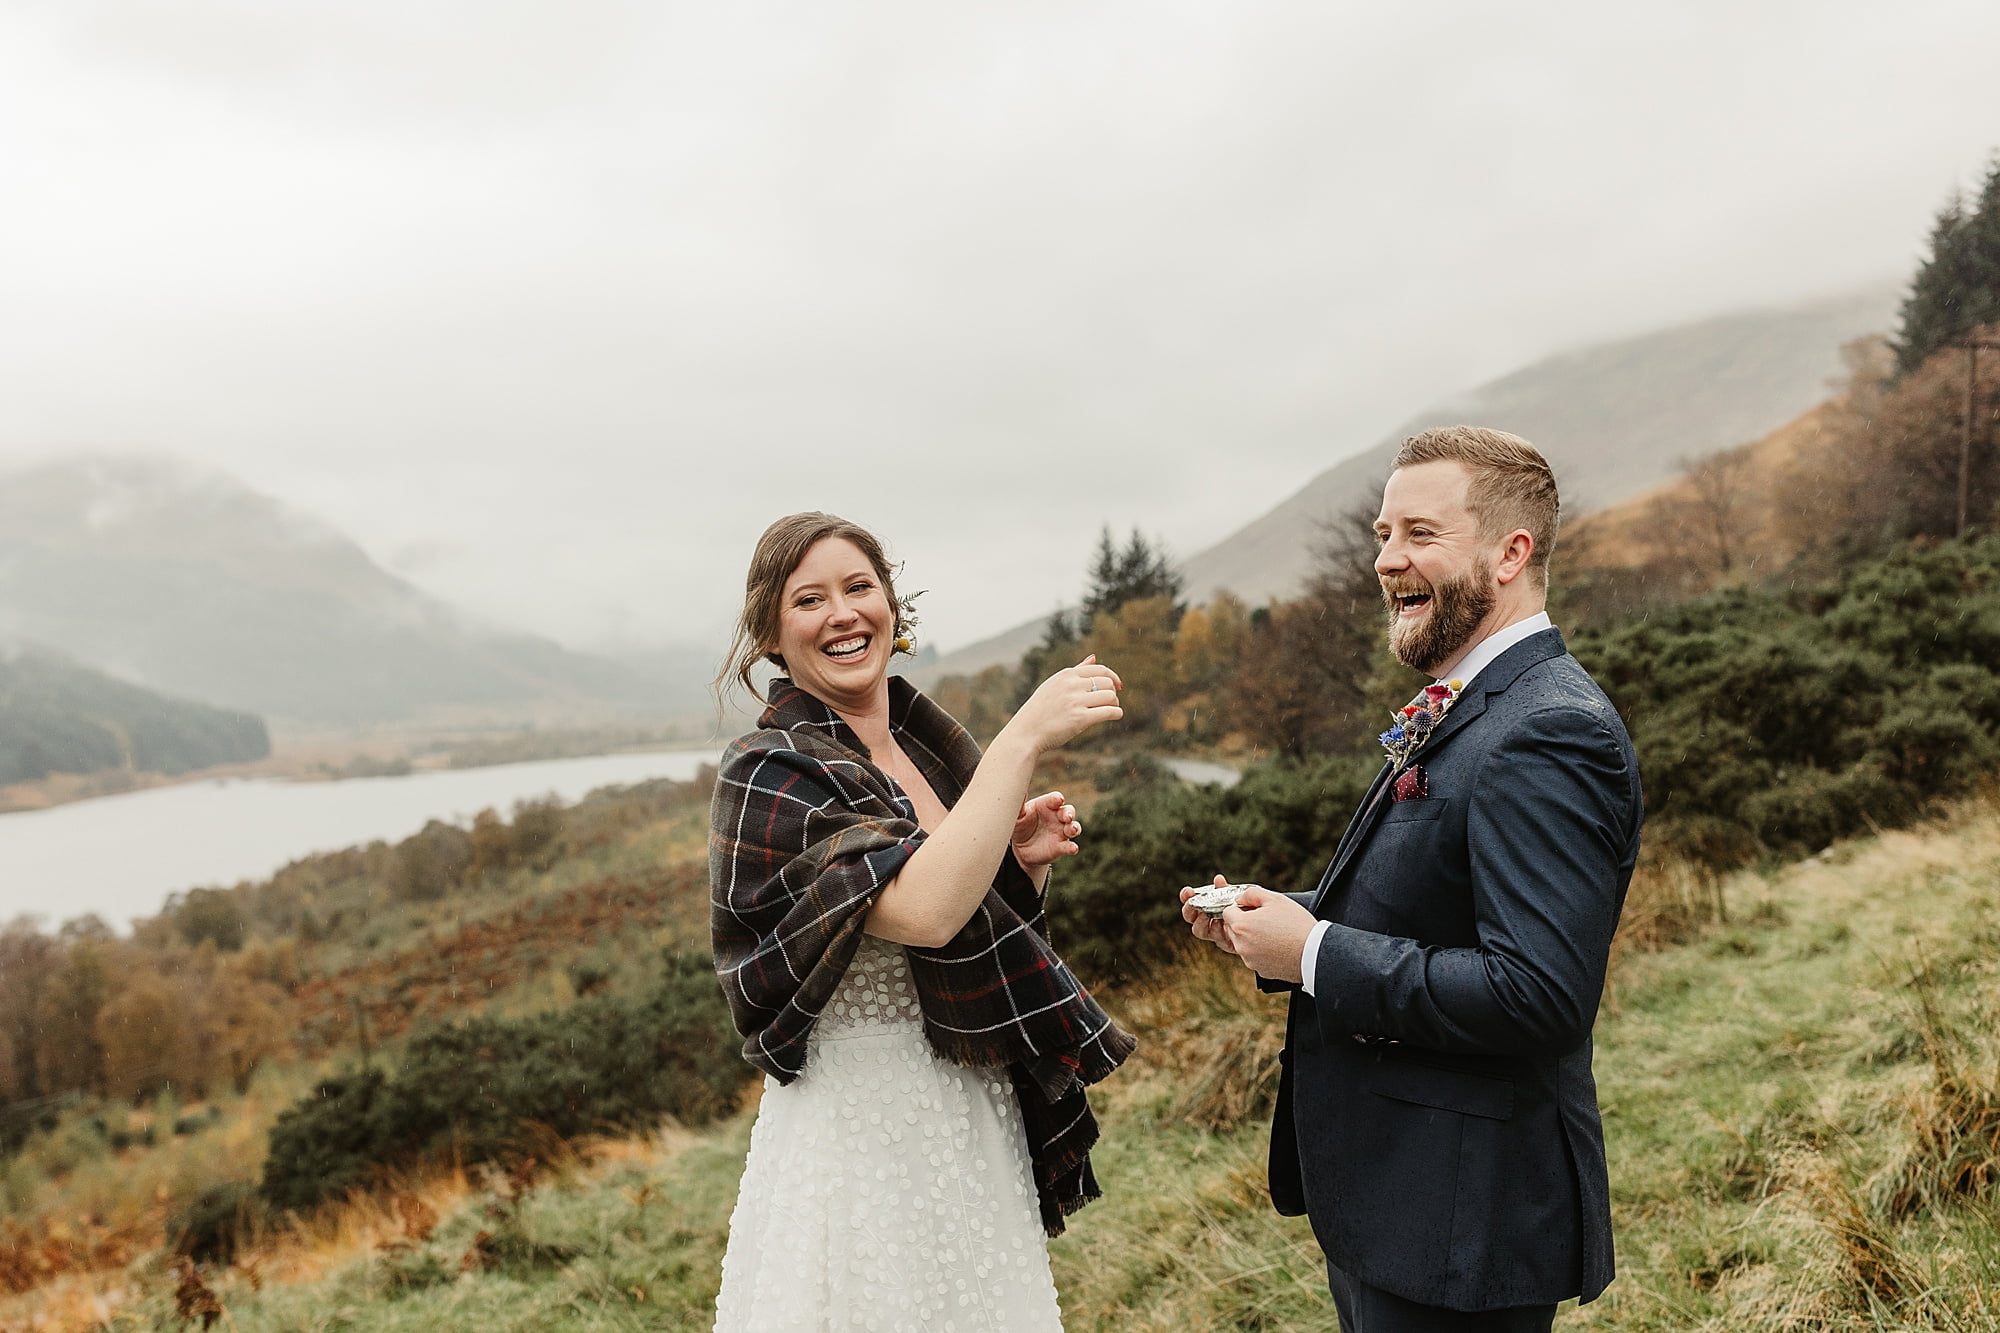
[{"xmin": 1379, "ymin": 678, "xmax": 1465, "ymax": 769}]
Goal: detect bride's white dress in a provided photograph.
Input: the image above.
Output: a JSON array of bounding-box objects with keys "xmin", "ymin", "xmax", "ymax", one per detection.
[{"xmin": 713, "ymin": 934, "xmax": 1064, "ymax": 1332}]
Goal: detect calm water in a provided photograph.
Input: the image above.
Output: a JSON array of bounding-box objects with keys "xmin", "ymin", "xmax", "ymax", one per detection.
[{"xmin": 0, "ymin": 749, "xmax": 720, "ymax": 931}]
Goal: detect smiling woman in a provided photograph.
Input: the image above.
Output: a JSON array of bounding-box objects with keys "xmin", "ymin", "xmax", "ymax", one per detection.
[{"xmin": 705, "ymin": 511, "xmax": 1133, "ymax": 1332}]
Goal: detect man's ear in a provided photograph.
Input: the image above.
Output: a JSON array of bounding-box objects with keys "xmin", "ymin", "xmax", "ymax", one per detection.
[{"xmin": 1493, "ymin": 529, "xmax": 1536, "ymax": 585}]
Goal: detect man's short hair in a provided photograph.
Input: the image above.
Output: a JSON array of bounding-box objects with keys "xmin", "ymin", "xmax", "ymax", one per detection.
[{"xmin": 1393, "ymin": 426, "xmax": 1560, "ymax": 581}]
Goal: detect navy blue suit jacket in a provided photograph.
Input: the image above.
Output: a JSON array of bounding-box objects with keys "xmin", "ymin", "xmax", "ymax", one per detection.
[{"xmin": 1266, "ymin": 628, "xmax": 1641, "ymax": 1311}]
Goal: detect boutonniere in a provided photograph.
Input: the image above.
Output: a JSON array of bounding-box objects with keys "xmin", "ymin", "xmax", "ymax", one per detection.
[{"xmin": 1379, "ymin": 678, "xmax": 1464, "ymax": 770}]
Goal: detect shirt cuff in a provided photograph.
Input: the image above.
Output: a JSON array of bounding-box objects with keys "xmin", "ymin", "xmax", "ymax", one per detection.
[{"xmin": 1300, "ymin": 920, "xmax": 1332, "ymax": 995}]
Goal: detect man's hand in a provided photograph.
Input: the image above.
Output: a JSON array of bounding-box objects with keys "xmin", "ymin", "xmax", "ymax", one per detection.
[
  {"xmin": 1219, "ymin": 887, "xmax": 1316, "ymax": 984},
  {"xmin": 1179, "ymin": 875, "xmax": 1238, "ymax": 955}
]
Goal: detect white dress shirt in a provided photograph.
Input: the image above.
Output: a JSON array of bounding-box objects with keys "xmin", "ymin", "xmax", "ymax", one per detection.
[{"xmin": 1298, "ymin": 611, "xmax": 1555, "ymax": 993}]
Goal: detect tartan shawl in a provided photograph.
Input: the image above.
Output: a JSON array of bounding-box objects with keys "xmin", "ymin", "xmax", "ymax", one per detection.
[{"xmin": 709, "ymin": 674, "xmax": 1136, "ymax": 1234}]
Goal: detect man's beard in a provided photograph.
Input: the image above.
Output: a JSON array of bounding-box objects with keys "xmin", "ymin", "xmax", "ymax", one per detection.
[{"xmin": 1384, "ymin": 562, "xmax": 1496, "ymax": 674}]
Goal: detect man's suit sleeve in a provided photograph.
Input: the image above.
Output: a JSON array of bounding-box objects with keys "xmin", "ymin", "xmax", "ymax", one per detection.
[{"xmin": 1309, "ymin": 705, "xmax": 1633, "ymax": 1056}]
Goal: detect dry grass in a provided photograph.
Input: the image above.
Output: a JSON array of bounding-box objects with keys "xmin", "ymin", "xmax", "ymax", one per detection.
[
  {"xmin": 0, "ymin": 1066, "xmax": 313, "ymax": 1319},
  {"xmin": 1110, "ymin": 953, "xmax": 1284, "ymax": 1132},
  {"xmin": 0, "ymin": 1116, "xmax": 722, "ymax": 1333},
  {"xmin": 1569, "ymin": 795, "xmax": 2000, "ymax": 1330},
  {"xmin": 10, "ymin": 797, "xmax": 2000, "ymax": 1330}
]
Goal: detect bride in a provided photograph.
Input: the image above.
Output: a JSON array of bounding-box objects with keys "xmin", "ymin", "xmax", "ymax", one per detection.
[{"xmin": 708, "ymin": 511, "xmax": 1136, "ymax": 1332}]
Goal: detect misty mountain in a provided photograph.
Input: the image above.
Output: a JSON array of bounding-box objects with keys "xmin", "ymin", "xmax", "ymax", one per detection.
[
  {"xmin": 0, "ymin": 639, "xmax": 269, "ymax": 785},
  {"xmin": 0, "ymin": 456, "xmax": 695, "ymax": 726},
  {"xmin": 926, "ymin": 282, "xmax": 1899, "ymax": 678}
]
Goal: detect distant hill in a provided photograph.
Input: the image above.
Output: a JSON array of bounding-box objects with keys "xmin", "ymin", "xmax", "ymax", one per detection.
[
  {"xmin": 0, "ymin": 456, "xmax": 699, "ymax": 726},
  {"xmin": 1560, "ymin": 397, "xmax": 1842, "ymax": 576},
  {"xmin": 0, "ymin": 640, "xmax": 269, "ymax": 785},
  {"xmin": 926, "ymin": 282, "xmax": 1899, "ymax": 678}
]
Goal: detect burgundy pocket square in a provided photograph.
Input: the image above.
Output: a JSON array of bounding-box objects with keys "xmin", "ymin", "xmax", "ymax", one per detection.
[{"xmin": 1392, "ymin": 765, "xmax": 1428, "ymax": 802}]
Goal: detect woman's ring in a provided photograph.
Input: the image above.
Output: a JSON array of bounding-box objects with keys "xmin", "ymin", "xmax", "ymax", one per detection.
[{"xmin": 1089, "ymin": 679, "xmax": 1099, "ymax": 692}]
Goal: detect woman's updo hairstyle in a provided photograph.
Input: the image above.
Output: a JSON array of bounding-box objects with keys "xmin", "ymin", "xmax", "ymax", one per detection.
[{"xmin": 716, "ymin": 511, "xmax": 916, "ymax": 705}]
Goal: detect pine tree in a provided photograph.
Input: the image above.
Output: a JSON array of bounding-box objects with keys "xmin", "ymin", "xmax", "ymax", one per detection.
[
  {"xmin": 1016, "ymin": 607, "xmax": 1081, "ymax": 704},
  {"xmin": 1078, "ymin": 528, "xmax": 1120, "ymax": 630},
  {"xmin": 1895, "ymin": 155, "xmax": 2000, "ymax": 375},
  {"xmin": 1016, "ymin": 527, "xmax": 1184, "ymax": 703},
  {"xmin": 1078, "ymin": 526, "xmax": 1184, "ymax": 631}
]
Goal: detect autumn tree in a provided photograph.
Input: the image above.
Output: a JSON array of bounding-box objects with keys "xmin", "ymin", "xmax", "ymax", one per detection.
[
  {"xmin": 238, "ymin": 935, "xmax": 302, "ymax": 990},
  {"xmin": 0, "ymin": 920, "xmax": 57, "ymax": 1102},
  {"xmin": 1787, "ymin": 328, "xmax": 2000, "ymax": 561},
  {"xmin": 1630, "ymin": 443, "xmax": 1760, "ymax": 592},
  {"xmin": 173, "ymin": 888, "xmax": 247, "ymax": 952},
  {"xmin": 196, "ymin": 964, "xmax": 290, "ymax": 1095},
  {"xmin": 1083, "ymin": 595, "xmax": 1181, "ymax": 736},
  {"xmin": 1228, "ymin": 503, "xmax": 1392, "ymax": 758},
  {"xmin": 930, "ymin": 664, "xmax": 1017, "ymax": 745},
  {"xmin": 391, "ymin": 819, "xmax": 475, "ymax": 901},
  {"xmin": 510, "ymin": 797, "xmax": 565, "ymax": 866},
  {"xmin": 1173, "ymin": 591, "xmax": 1249, "ymax": 696},
  {"xmin": 35, "ymin": 939, "xmax": 112, "ymax": 1096},
  {"xmin": 98, "ymin": 967, "xmax": 199, "ymax": 1101},
  {"xmin": 469, "ymin": 807, "xmax": 513, "ymax": 877}
]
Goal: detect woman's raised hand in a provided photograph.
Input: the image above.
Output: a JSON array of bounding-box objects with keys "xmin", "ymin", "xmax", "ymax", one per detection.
[
  {"xmin": 1011, "ymin": 791, "xmax": 1083, "ymax": 869},
  {"xmin": 1003, "ymin": 655, "xmax": 1124, "ymax": 754}
]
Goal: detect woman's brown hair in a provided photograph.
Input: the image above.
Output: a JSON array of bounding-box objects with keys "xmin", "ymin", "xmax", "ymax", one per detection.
[{"xmin": 714, "ymin": 511, "xmax": 914, "ymax": 706}]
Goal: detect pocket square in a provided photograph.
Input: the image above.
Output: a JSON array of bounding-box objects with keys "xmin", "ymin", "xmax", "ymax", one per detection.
[{"xmin": 1392, "ymin": 764, "xmax": 1428, "ymax": 802}]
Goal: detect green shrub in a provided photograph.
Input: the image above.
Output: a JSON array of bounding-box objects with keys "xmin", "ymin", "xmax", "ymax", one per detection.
[
  {"xmin": 257, "ymin": 1069, "xmax": 419, "ymax": 1213},
  {"xmin": 1577, "ymin": 535, "xmax": 2000, "ymax": 869},
  {"xmin": 510, "ymin": 797, "xmax": 565, "ymax": 865},
  {"xmin": 171, "ymin": 888, "xmax": 247, "ymax": 952},
  {"xmin": 390, "ymin": 820, "xmax": 476, "ymax": 902},
  {"xmin": 1050, "ymin": 754, "xmax": 1377, "ymax": 984},
  {"xmin": 167, "ymin": 1180, "xmax": 263, "ymax": 1262},
  {"xmin": 258, "ymin": 948, "xmax": 747, "ymax": 1215}
]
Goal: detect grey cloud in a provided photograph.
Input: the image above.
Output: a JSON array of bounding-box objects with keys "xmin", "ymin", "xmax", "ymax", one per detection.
[{"xmin": 1, "ymin": 3, "xmax": 1998, "ymax": 652}]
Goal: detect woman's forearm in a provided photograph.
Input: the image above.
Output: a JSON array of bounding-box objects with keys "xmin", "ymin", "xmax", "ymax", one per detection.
[{"xmin": 864, "ymin": 736, "xmax": 1037, "ymax": 948}]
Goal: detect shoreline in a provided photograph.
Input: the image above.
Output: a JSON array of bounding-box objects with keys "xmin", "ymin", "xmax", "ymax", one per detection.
[{"xmin": 0, "ymin": 733, "xmax": 721, "ymax": 817}]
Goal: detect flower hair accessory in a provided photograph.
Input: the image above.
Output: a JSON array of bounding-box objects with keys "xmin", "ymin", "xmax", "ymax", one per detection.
[
  {"xmin": 894, "ymin": 588, "xmax": 926, "ymax": 654},
  {"xmin": 1379, "ymin": 679, "xmax": 1464, "ymax": 770}
]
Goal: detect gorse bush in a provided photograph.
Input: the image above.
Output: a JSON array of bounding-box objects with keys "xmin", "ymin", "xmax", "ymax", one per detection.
[
  {"xmin": 1044, "ymin": 535, "xmax": 2000, "ymax": 986},
  {"xmin": 166, "ymin": 1180, "xmax": 261, "ymax": 1263},
  {"xmin": 259, "ymin": 948, "xmax": 747, "ymax": 1214},
  {"xmin": 1579, "ymin": 534, "xmax": 2000, "ymax": 870},
  {"xmin": 1050, "ymin": 754, "xmax": 1377, "ymax": 984}
]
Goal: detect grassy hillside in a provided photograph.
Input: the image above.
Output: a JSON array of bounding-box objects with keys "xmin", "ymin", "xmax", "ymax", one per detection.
[
  {"xmin": 24, "ymin": 797, "xmax": 1996, "ymax": 1331},
  {"xmin": 0, "ymin": 640, "xmax": 269, "ymax": 786},
  {"xmin": 15, "ymin": 542, "xmax": 2000, "ymax": 1327}
]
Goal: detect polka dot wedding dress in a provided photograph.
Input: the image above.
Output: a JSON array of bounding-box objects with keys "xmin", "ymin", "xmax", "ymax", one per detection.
[{"xmin": 713, "ymin": 934, "xmax": 1064, "ymax": 1331}]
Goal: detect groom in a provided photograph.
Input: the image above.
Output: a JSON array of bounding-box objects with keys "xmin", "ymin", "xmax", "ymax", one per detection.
[{"xmin": 1184, "ymin": 427, "xmax": 1642, "ymax": 1331}]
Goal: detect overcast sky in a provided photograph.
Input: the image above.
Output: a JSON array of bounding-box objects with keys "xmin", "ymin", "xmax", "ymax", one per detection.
[{"xmin": 2, "ymin": 1, "xmax": 1998, "ymax": 657}]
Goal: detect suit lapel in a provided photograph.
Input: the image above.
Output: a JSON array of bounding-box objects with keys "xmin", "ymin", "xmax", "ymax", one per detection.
[
  {"xmin": 1309, "ymin": 764, "xmax": 1395, "ymax": 911},
  {"xmin": 1308, "ymin": 628, "xmax": 1569, "ymax": 915},
  {"xmin": 1309, "ymin": 762, "xmax": 1394, "ymax": 905}
]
